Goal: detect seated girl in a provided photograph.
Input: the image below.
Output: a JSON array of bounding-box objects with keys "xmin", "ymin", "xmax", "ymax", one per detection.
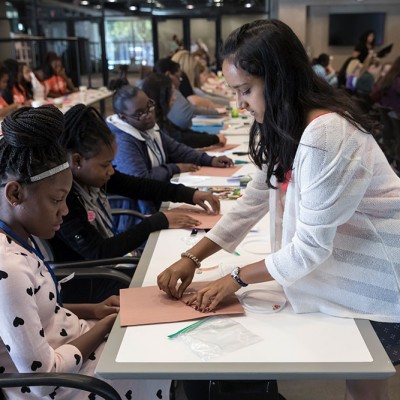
[
  {"xmin": 142, "ymin": 72, "xmax": 227, "ymax": 148},
  {"xmin": 0, "ymin": 63, "xmax": 18, "ymax": 119},
  {"xmin": 106, "ymin": 84, "xmax": 233, "ymax": 216},
  {"xmin": 51, "ymin": 103, "xmax": 220, "ymax": 301},
  {"xmin": 43, "ymin": 53, "xmax": 76, "ymax": 97},
  {"xmin": 2, "ymin": 58, "xmax": 31, "ymax": 106},
  {"xmin": 0, "ymin": 104, "xmax": 171, "ymax": 400}
]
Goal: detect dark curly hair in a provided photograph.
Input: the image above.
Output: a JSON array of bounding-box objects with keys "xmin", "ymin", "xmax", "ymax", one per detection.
[{"xmin": 0, "ymin": 105, "xmax": 67, "ymax": 185}]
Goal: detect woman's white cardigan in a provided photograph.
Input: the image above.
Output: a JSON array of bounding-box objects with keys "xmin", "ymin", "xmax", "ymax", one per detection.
[{"xmin": 207, "ymin": 113, "xmax": 400, "ymax": 322}]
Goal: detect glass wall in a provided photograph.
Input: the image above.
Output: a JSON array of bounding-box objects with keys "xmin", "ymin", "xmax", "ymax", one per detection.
[{"xmin": 105, "ymin": 17, "xmax": 153, "ymax": 70}]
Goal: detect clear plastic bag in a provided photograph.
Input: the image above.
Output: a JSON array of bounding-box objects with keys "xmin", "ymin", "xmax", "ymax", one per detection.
[{"xmin": 178, "ymin": 316, "xmax": 263, "ymax": 361}]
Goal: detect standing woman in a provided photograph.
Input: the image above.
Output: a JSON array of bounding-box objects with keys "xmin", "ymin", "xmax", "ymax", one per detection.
[
  {"xmin": 0, "ymin": 105, "xmax": 171, "ymax": 399},
  {"xmin": 158, "ymin": 20, "xmax": 400, "ymax": 400},
  {"xmin": 353, "ymin": 30, "xmax": 376, "ymax": 63}
]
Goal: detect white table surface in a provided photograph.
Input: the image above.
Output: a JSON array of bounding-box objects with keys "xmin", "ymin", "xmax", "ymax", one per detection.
[{"xmin": 96, "ymin": 202, "xmax": 395, "ymax": 380}]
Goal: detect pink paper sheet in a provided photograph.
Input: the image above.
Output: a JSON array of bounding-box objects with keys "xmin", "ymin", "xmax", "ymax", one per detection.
[
  {"xmin": 167, "ymin": 205, "xmax": 222, "ymax": 229},
  {"xmin": 199, "ymin": 143, "xmax": 239, "ymax": 152},
  {"xmin": 190, "ymin": 165, "xmax": 243, "ymax": 177},
  {"xmin": 120, "ymin": 282, "xmax": 244, "ymax": 327}
]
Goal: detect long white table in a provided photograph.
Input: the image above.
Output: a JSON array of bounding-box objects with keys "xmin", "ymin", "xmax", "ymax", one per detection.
[
  {"xmin": 52, "ymin": 88, "xmax": 113, "ymax": 115},
  {"xmin": 96, "ymin": 201, "xmax": 395, "ymax": 381}
]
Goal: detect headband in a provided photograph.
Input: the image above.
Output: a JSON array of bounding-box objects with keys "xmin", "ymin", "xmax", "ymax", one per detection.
[{"xmin": 30, "ymin": 162, "xmax": 70, "ymax": 183}]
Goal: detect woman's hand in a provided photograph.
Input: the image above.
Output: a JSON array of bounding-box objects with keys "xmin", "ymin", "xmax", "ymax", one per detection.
[
  {"xmin": 211, "ymin": 155, "xmax": 234, "ymax": 168},
  {"xmin": 192, "ymin": 190, "xmax": 220, "ymax": 214},
  {"xmin": 157, "ymin": 258, "xmax": 197, "ymax": 298},
  {"xmin": 185, "ymin": 275, "xmax": 240, "ymax": 312},
  {"xmin": 177, "ymin": 163, "xmax": 201, "ymax": 173},
  {"xmin": 163, "ymin": 211, "xmax": 200, "ymax": 228},
  {"xmin": 93, "ymin": 295, "xmax": 120, "ymax": 319}
]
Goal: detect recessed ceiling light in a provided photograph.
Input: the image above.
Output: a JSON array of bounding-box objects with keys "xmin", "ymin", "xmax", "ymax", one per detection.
[
  {"xmin": 108, "ymin": 0, "xmax": 116, "ymax": 3},
  {"xmin": 81, "ymin": 0, "xmax": 89, "ymax": 5},
  {"xmin": 129, "ymin": 5, "xmax": 137, "ymax": 10},
  {"xmin": 187, "ymin": 4, "xmax": 194, "ymax": 9},
  {"xmin": 244, "ymin": 2, "xmax": 252, "ymax": 7}
]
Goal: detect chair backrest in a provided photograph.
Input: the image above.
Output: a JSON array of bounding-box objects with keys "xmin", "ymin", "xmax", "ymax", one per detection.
[
  {"xmin": 32, "ymin": 236, "xmax": 55, "ymax": 261},
  {"xmin": 0, "ymin": 373, "xmax": 121, "ymax": 400}
]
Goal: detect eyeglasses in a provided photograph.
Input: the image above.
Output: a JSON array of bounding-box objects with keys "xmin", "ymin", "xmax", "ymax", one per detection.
[{"xmin": 123, "ymin": 99, "xmax": 156, "ymax": 121}]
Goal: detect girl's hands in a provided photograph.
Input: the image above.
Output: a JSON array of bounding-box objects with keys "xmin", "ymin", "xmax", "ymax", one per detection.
[
  {"xmin": 211, "ymin": 155, "xmax": 234, "ymax": 168},
  {"xmin": 216, "ymin": 134, "xmax": 227, "ymax": 146},
  {"xmin": 192, "ymin": 190, "xmax": 220, "ymax": 214},
  {"xmin": 157, "ymin": 258, "xmax": 197, "ymax": 299},
  {"xmin": 93, "ymin": 295, "xmax": 120, "ymax": 319},
  {"xmin": 185, "ymin": 275, "xmax": 240, "ymax": 312},
  {"xmin": 163, "ymin": 211, "xmax": 200, "ymax": 228}
]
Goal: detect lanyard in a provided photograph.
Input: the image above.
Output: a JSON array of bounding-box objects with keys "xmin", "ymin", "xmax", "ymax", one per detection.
[{"xmin": 0, "ymin": 220, "xmax": 63, "ymax": 306}]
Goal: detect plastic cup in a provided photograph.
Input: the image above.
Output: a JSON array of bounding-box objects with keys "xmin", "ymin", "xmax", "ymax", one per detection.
[
  {"xmin": 53, "ymin": 98, "xmax": 63, "ymax": 109},
  {"xmin": 230, "ymin": 100, "xmax": 239, "ymax": 118},
  {"xmin": 31, "ymin": 100, "xmax": 43, "ymax": 108},
  {"xmin": 79, "ymin": 85, "xmax": 87, "ymax": 102}
]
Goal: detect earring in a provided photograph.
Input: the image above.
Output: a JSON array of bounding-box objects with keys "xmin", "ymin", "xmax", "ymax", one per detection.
[{"xmin": 76, "ymin": 165, "xmax": 81, "ymax": 170}]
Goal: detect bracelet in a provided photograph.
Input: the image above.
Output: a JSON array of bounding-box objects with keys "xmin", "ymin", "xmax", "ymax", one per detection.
[
  {"xmin": 230, "ymin": 266, "xmax": 248, "ymax": 287},
  {"xmin": 181, "ymin": 251, "xmax": 201, "ymax": 268}
]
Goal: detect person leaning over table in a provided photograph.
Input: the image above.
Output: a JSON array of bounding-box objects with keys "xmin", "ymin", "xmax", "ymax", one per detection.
[
  {"xmin": 158, "ymin": 19, "xmax": 400, "ymax": 400},
  {"xmin": 50, "ymin": 103, "xmax": 221, "ymax": 303},
  {"xmin": 0, "ymin": 105, "xmax": 171, "ymax": 400},
  {"xmin": 106, "ymin": 84, "xmax": 233, "ymax": 219}
]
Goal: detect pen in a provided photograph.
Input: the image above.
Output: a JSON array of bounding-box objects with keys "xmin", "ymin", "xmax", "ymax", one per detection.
[
  {"xmin": 234, "ymin": 160, "xmax": 249, "ymax": 164},
  {"xmin": 232, "ymin": 151, "xmax": 249, "ymax": 156}
]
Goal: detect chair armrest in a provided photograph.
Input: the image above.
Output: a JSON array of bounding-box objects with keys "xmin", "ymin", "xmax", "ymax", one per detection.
[
  {"xmin": 49, "ymin": 256, "xmax": 139, "ymax": 269},
  {"xmin": 53, "ymin": 267, "xmax": 132, "ymax": 286},
  {"xmin": 0, "ymin": 373, "xmax": 121, "ymax": 400}
]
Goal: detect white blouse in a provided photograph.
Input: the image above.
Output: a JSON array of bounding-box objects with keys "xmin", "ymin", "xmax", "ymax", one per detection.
[{"xmin": 207, "ymin": 113, "xmax": 400, "ymax": 322}]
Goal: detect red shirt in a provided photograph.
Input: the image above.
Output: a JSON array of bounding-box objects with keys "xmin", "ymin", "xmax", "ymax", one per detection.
[
  {"xmin": 0, "ymin": 96, "xmax": 8, "ymax": 109},
  {"xmin": 44, "ymin": 75, "xmax": 67, "ymax": 96}
]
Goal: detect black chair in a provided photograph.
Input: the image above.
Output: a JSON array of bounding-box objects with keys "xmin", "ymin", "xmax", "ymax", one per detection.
[{"xmin": 0, "ymin": 373, "xmax": 121, "ymax": 400}]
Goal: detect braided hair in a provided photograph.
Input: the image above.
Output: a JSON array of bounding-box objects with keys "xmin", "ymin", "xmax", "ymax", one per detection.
[
  {"xmin": 141, "ymin": 73, "xmax": 173, "ymax": 129},
  {"xmin": 112, "ymin": 84, "xmax": 140, "ymax": 115},
  {"xmin": 61, "ymin": 103, "xmax": 114, "ymax": 158},
  {"xmin": 0, "ymin": 105, "xmax": 66, "ymax": 185}
]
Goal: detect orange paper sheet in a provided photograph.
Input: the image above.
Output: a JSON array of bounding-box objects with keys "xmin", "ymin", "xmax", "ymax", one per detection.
[
  {"xmin": 199, "ymin": 143, "xmax": 239, "ymax": 152},
  {"xmin": 120, "ymin": 282, "xmax": 244, "ymax": 327},
  {"xmin": 167, "ymin": 205, "xmax": 222, "ymax": 229},
  {"xmin": 190, "ymin": 165, "xmax": 243, "ymax": 177}
]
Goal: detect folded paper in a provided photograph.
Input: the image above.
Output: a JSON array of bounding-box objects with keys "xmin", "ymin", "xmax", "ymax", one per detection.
[{"xmin": 120, "ymin": 282, "xmax": 244, "ymax": 327}]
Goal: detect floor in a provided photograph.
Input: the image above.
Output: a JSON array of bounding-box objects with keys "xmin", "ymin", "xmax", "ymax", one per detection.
[{"xmin": 173, "ymin": 367, "xmax": 400, "ymax": 399}]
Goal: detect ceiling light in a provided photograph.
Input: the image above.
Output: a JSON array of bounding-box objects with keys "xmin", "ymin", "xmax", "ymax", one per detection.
[
  {"xmin": 108, "ymin": 0, "xmax": 116, "ymax": 2},
  {"xmin": 95, "ymin": 4, "xmax": 102, "ymax": 8},
  {"xmin": 244, "ymin": 2, "xmax": 252, "ymax": 7},
  {"xmin": 129, "ymin": 5, "xmax": 137, "ymax": 10},
  {"xmin": 186, "ymin": 4, "xmax": 194, "ymax": 9},
  {"xmin": 81, "ymin": 0, "xmax": 89, "ymax": 4}
]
